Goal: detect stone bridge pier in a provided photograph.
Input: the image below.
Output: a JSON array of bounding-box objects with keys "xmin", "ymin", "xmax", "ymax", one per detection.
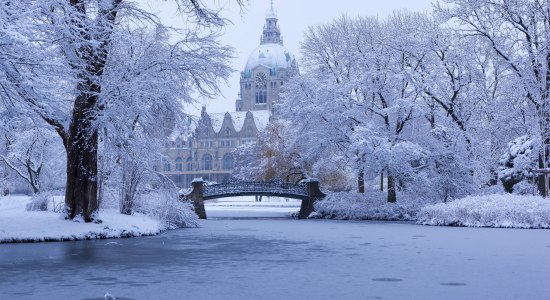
[{"xmin": 183, "ymin": 178, "xmax": 325, "ymax": 220}]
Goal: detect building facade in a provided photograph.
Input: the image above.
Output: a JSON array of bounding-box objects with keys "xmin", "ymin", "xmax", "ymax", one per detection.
[{"xmin": 164, "ymin": 2, "xmax": 297, "ymax": 187}]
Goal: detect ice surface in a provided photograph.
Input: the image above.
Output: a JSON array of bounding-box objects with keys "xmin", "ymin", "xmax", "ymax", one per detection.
[{"xmin": 1, "ymin": 204, "xmax": 549, "ymax": 299}]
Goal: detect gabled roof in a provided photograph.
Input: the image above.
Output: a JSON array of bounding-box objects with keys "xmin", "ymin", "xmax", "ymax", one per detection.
[{"xmin": 206, "ymin": 110, "xmax": 271, "ymax": 134}]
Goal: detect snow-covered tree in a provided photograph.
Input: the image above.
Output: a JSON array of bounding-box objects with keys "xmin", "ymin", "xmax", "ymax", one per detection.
[
  {"xmin": 437, "ymin": 0, "xmax": 550, "ymax": 194},
  {"xmin": 0, "ymin": 0, "xmax": 245, "ymax": 221},
  {"xmin": 498, "ymin": 135, "xmax": 539, "ymax": 193}
]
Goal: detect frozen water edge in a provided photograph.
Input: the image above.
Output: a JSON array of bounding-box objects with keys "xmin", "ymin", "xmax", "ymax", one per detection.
[
  {"xmin": 0, "ymin": 195, "xmax": 164, "ymax": 243},
  {"xmin": 0, "ymin": 218, "xmax": 549, "ymax": 299}
]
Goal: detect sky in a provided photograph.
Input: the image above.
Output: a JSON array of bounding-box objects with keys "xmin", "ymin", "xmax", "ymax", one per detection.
[{"xmin": 145, "ymin": 0, "xmax": 436, "ymax": 115}]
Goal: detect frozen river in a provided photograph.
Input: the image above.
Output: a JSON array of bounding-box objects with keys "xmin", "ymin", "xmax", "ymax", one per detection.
[{"xmin": 1, "ymin": 199, "xmax": 549, "ymax": 299}]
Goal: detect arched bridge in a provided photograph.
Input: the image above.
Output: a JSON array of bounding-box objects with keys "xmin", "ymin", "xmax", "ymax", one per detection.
[{"xmin": 181, "ymin": 178, "xmax": 325, "ymax": 219}]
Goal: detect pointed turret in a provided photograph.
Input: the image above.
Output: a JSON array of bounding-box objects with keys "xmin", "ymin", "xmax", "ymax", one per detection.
[{"xmin": 261, "ymin": 0, "xmax": 283, "ymax": 45}]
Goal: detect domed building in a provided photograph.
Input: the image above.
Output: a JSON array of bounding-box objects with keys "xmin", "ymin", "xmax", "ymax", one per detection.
[
  {"xmin": 163, "ymin": 1, "xmax": 297, "ymax": 187},
  {"xmin": 236, "ymin": 3, "xmax": 298, "ymax": 112}
]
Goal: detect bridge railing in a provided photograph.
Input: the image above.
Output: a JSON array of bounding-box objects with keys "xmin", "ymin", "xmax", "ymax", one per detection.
[
  {"xmin": 203, "ymin": 178, "xmax": 308, "ymax": 198},
  {"xmin": 185, "ymin": 177, "xmax": 325, "ymax": 219}
]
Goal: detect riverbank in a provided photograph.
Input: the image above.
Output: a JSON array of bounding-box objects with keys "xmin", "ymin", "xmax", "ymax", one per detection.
[
  {"xmin": 315, "ymin": 192, "xmax": 550, "ymax": 229},
  {"xmin": 0, "ymin": 195, "xmax": 164, "ymax": 243}
]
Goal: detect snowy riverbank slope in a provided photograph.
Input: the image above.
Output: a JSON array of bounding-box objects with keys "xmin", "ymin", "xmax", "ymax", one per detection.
[
  {"xmin": 314, "ymin": 191, "xmax": 433, "ymax": 221},
  {"xmin": 417, "ymin": 194, "xmax": 550, "ymax": 229},
  {"xmin": 0, "ymin": 195, "xmax": 165, "ymax": 243},
  {"xmin": 315, "ymin": 192, "xmax": 550, "ymax": 229}
]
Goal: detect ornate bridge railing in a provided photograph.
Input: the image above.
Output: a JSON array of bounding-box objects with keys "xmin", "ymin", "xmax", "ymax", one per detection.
[
  {"xmin": 183, "ymin": 177, "xmax": 325, "ymax": 220},
  {"xmin": 203, "ymin": 178, "xmax": 308, "ymax": 199}
]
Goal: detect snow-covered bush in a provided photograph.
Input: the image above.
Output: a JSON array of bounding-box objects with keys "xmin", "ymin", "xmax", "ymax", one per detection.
[
  {"xmin": 25, "ymin": 193, "xmax": 50, "ymax": 211},
  {"xmin": 417, "ymin": 194, "xmax": 550, "ymax": 229},
  {"xmin": 498, "ymin": 135, "xmax": 539, "ymax": 193},
  {"xmin": 25, "ymin": 192, "xmax": 65, "ymax": 213},
  {"xmin": 314, "ymin": 191, "xmax": 436, "ymax": 221},
  {"xmin": 133, "ymin": 191, "xmax": 198, "ymax": 229}
]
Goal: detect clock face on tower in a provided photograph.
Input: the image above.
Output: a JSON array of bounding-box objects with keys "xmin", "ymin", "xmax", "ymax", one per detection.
[{"xmin": 255, "ymin": 72, "xmax": 267, "ymax": 87}]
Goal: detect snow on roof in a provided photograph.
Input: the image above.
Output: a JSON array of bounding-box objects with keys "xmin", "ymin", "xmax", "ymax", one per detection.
[
  {"xmin": 168, "ymin": 114, "xmax": 197, "ymax": 142},
  {"xmin": 245, "ymin": 43, "xmax": 294, "ymax": 73},
  {"xmin": 208, "ymin": 113, "xmax": 226, "ymax": 133},
  {"xmin": 206, "ymin": 111, "xmax": 271, "ymax": 133},
  {"xmin": 251, "ymin": 110, "xmax": 271, "ymax": 131}
]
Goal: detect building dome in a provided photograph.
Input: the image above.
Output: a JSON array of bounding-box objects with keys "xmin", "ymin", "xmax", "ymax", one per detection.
[{"xmin": 244, "ymin": 43, "xmax": 294, "ymax": 75}]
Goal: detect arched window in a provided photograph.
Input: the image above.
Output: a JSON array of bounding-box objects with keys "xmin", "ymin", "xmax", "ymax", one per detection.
[
  {"xmin": 222, "ymin": 154, "xmax": 234, "ymax": 170},
  {"xmin": 255, "ymin": 90, "xmax": 267, "ymax": 104},
  {"xmin": 202, "ymin": 154, "xmax": 213, "ymax": 171},
  {"xmin": 186, "ymin": 157, "xmax": 193, "ymax": 171},
  {"xmin": 163, "ymin": 162, "xmax": 171, "ymax": 172},
  {"xmin": 175, "ymin": 157, "xmax": 183, "ymax": 171}
]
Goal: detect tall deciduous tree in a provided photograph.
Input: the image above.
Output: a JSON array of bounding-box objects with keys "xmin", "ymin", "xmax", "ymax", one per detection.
[
  {"xmin": 1, "ymin": 0, "xmax": 245, "ymax": 221},
  {"xmin": 437, "ymin": 0, "xmax": 550, "ymax": 194}
]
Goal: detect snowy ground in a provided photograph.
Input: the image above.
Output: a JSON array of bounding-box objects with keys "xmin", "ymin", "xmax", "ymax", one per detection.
[
  {"xmin": 316, "ymin": 191, "xmax": 550, "ymax": 229},
  {"xmin": 205, "ymin": 196, "xmax": 301, "ymax": 219},
  {"xmin": 0, "ymin": 195, "xmax": 164, "ymax": 243},
  {"xmin": 417, "ymin": 194, "xmax": 550, "ymax": 228}
]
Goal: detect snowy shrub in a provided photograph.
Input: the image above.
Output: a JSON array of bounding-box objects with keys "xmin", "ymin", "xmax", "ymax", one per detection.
[
  {"xmin": 26, "ymin": 192, "xmax": 66, "ymax": 213},
  {"xmin": 133, "ymin": 191, "xmax": 198, "ymax": 229},
  {"xmin": 498, "ymin": 135, "xmax": 539, "ymax": 193},
  {"xmin": 417, "ymin": 194, "xmax": 550, "ymax": 229},
  {"xmin": 314, "ymin": 191, "xmax": 436, "ymax": 221},
  {"xmin": 25, "ymin": 193, "xmax": 51, "ymax": 211}
]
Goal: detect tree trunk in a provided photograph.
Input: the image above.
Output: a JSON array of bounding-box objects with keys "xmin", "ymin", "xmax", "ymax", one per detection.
[
  {"xmin": 64, "ymin": 93, "xmax": 99, "ymax": 222},
  {"xmin": 380, "ymin": 170, "xmax": 384, "ymax": 191},
  {"xmin": 387, "ymin": 171, "xmax": 396, "ymax": 203},
  {"xmin": 358, "ymin": 169, "xmax": 365, "ymax": 193}
]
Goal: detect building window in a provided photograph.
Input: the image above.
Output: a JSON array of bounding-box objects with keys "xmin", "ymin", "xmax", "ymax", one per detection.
[
  {"xmin": 175, "ymin": 157, "xmax": 183, "ymax": 171},
  {"xmin": 202, "ymin": 154, "xmax": 213, "ymax": 171},
  {"xmin": 163, "ymin": 162, "xmax": 171, "ymax": 172},
  {"xmin": 186, "ymin": 157, "xmax": 193, "ymax": 171},
  {"xmin": 255, "ymin": 90, "xmax": 267, "ymax": 104},
  {"xmin": 222, "ymin": 154, "xmax": 234, "ymax": 170}
]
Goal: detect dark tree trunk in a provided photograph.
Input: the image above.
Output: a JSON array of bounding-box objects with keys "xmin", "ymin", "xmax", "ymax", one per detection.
[
  {"xmin": 380, "ymin": 170, "xmax": 384, "ymax": 191},
  {"xmin": 387, "ymin": 171, "xmax": 396, "ymax": 203},
  {"xmin": 65, "ymin": 91, "xmax": 99, "ymax": 222},
  {"xmin": 538, "ymin": 153, "xmax": 547, "ymax": 197},
  {"xmin": 63, "ymin": 0, "xmax": 121, "ymax": 222},
  {"xmin": 358, "ymin": 169, "xmax": 365, "ymax": 194},
  {"xmin": 120, "ymin": 192, "xmax": 133, "ymax": 215}
]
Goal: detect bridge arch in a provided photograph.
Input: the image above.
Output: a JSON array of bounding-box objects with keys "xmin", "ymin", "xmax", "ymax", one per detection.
[{"xmin": 181, "ymin": 178, "xmax": 325, "ymax": 219}]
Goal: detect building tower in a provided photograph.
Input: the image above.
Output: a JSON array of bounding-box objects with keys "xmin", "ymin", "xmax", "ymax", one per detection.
[
  {"xmin": 235, "ymin": 1, "xmax": 298, "ymax": 113},
  {"xmin": 164, "ymin": 1, "xmax": 297, "ymax": 187}
]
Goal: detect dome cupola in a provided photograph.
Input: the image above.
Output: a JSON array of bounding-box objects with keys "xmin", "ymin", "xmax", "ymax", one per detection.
[{"xmin": 243, "ymin": 0, "xmax": 295, "ymax": 76}]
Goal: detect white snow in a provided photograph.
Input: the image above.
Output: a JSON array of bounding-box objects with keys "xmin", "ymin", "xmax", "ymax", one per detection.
[
  {"xmin": 244, "ymin": 43, "xmax": 294, "ymax": 73},
  {"xmin": 314, "ymin": 191, "xmax": 432, "ymax": 221},
  {"xmin": 417, "ymin": 194, "xmax": 550, "ymax": 228},
  {"xmin": 205, "ymin": 196, "xmax": 300, "ymax": 218},
  {"xmin": 207, "ymin": 111, "xmax": 270, "ymax": 133},
  {"xmin": 250, "ymin": 110, "xmax": 271, "ymax": 131},
  {"xmin": 316, "ymin": 192, "xmax": 550, "ymax": 229},
  {"xmin": 0, "ymin": 195, "xmax": 164, "ymax": 243}
]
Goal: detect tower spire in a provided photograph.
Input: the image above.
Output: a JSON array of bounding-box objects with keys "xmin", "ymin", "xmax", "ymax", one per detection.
[
  {"xmin": 262, "ymin": 0, "xmax": 282, "ymax": 44},
  {"xmin": 266, "ymin": 0, "xmax": 277, "ymax": 19}
]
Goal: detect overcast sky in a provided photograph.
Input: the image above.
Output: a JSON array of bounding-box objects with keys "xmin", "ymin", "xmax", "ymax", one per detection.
[{"xmin": 146, "ymin": 0, "xmax": 436, "ymax": 115}]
